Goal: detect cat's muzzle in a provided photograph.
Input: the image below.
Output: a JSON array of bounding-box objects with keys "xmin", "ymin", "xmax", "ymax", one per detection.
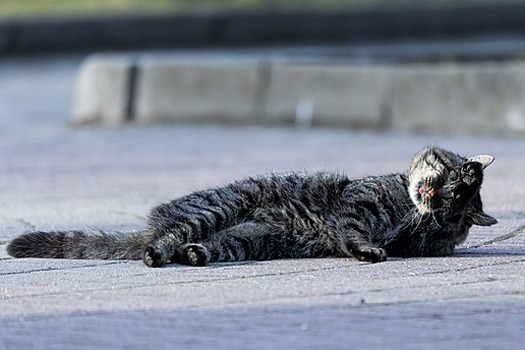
[{"xmin": 412, "ymin": 178, "xmax": 443, "ymax": 215}]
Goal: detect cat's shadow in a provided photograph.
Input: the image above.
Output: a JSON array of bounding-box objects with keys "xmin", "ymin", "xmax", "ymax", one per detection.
[
  {"xmin": 163, "ymin": 260, "xmax": 261, "ymax": 269},
  {"xmin": 161, "ymin": 249, "xmax": 525, "ymax": 269},
  {"xmin": 452, "ymin": 247, "xmax": 525, "ymax": 258}
]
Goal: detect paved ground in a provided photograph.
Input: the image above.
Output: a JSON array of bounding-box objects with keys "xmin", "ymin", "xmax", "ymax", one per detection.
[{"xmin": 0, "ymin": 54, "xmax": 524, "ymax": 349}]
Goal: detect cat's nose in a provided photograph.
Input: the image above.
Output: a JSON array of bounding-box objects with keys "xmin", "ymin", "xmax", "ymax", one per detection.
[
  {"xmin": 419, "ymin": 186, "xmax": 436, "ymax": 197},
  {"xmin": 416, "ymin": 179, "xmax": 436, "ymax": 197}
]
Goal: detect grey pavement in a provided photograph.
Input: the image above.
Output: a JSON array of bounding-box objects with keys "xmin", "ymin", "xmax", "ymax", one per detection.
[{"xmin": 1, "ymin": 54, "xmax": 525, "ymax": 349}]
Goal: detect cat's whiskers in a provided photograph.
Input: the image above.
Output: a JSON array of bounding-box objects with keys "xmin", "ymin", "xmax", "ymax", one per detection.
[
  {"xmin": 430, "ymin": 210, "xmax": 442, "ymax": 228},
  {"xmin": 405, "ymin": 207, "xmax": 425, "ymax": 237},
  {"xmin": 418, "ymin": 230, "xmax": 428, "ymax": 253},
  {"xmin": 396, "ymin": 207, "xmax": 418, "ymax": 234},
  {"xmin": 408, "ymin": 209, "xmax": 429, "ymax": 254}
]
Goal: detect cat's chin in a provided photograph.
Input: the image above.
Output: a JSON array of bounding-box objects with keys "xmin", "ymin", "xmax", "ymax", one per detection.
[{"xmin": 415, "ymin": 205, "xmax": 432, "ymax": 216}]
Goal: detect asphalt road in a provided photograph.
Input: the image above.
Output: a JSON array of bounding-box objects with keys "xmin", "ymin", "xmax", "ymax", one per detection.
[{"xmin": 0, "ymin": 54, "xmax": 524, "ymax": 349}]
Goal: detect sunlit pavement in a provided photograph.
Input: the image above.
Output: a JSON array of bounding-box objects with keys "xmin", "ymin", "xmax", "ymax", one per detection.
[{"xmin": 0, "ymin": 54, "xmax": 524, "ymax": 349}]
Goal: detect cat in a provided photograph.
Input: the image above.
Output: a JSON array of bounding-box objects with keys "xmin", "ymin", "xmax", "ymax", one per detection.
[{"xmin": 7, "ymin": 146, "xmax": 497, "ymax": 267}]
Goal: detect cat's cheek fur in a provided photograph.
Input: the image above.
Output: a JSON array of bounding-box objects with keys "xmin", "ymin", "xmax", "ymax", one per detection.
[{"xmin": 408, "ymin": 182, "xmax": 420, "ymax": 209}]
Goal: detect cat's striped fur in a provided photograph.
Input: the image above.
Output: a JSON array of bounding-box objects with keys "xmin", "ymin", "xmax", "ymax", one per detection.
[{"xmin": 7, "ymin": 147, "xmax": 497, "ymax": 267}]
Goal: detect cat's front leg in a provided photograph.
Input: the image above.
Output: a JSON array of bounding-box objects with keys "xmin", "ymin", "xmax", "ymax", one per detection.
[
  {"xmin": 327, "ymin": 215, "xmax": 387, "ymax": 263},
  {"xmin": 351, "ymin": 245, "xmax": 387, "ymax": 263}
]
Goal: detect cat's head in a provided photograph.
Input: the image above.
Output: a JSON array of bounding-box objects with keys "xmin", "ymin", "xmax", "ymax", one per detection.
[{"xmin": 408, "ymin": 147, "xmax": 497, "ymax": 226}]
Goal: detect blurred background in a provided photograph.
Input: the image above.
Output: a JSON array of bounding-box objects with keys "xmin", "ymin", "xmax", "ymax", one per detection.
[
  {"xmin": 2, "ymin": 0, "xmax": 525, "ymax": 130},
  {"xmin": 1, "ymin": 0, "xmax": 517, "ymax": 19},
  {"xmin": 3, "ymin": 0, "xmax": 525, "ymax": 56},
  {"xmin": 1, "ymin": 0, "xmax": 525, "ymax": 199}
]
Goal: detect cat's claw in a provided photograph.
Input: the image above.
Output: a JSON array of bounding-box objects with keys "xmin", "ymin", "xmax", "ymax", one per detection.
[
  {"xmin": 143, "ymin": 246, "xmax": 167, "ymax": 268},
  {"xmin": 354, "ymin": 247, "xmax": 387, "ymax": 263}
]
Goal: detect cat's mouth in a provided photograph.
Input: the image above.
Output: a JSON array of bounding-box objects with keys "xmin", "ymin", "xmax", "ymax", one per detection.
[{"xmin": 411, "ymin": 178, "xmax": 445, "ymax": 215}]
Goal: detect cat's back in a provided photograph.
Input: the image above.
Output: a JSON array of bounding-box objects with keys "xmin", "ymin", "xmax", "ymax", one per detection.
[
  {"xmin": 232, "ymin": 171, "xmax": 351, "ymax": 207},
  {"xmin": 341, "ymin": 173, "xmax": 409, "ymax": 197},
  {"xmin": 249, "ymin": 171, "xmax": 350, "ymax": 190}
]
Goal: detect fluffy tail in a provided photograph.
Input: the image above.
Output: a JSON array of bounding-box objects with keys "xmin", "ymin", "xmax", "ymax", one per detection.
[{"xmin": 7, "ymin": 229, "xmax": 153, "ymax": 260}]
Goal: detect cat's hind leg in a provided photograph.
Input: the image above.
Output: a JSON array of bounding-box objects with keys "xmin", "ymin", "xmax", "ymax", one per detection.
[
  {"xmin": 142, "ymin": 239, "xmax": 211, "ymax": 267},
  {"xmin": 143, "ymin": 222, "xmax": 276, "ymax": 267},
  {"xmin": 172, "ymin": 243, "xmax": 211, "ymax": 266},
  {"xmin": 143, "ymin": 244, "xmax": 171, "ymax": 267},
  {"xmin": 142, "ymin": 189, "xmax": 246, "ymax": 267},
  {"xmin": 199, "ymin": 222, "xmax": 280, "ymax": 263},
  {"xmin": 142, "ymin": 242, "xmax": 210, "ymax": 267}
]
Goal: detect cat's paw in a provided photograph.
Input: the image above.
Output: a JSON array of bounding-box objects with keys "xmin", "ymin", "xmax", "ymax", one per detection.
[
  {"xmin": 143, "ymin": 246, "xmax": 167, "ymax": 268},
  {"xmin": 354, "ymin": 247, "xmax": 387, "ymax": 263},
  {"xmin": 184, "ymin": 244, "xmax": 210, "ymax": 266},
  {"xmin": 460, "ymin": 162, "xmax": 483, "ymax": 189},
  {"xmin": 453, "ymin": 162, "xmax": 483, "ymax": 205}
]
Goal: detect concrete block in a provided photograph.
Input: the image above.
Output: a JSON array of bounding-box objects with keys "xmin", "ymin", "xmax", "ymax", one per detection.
[
  {"xmin": 135, "ymin": 58, "xmax": 263, "ymax": 124},
  {"xmin": 391, "ymin": 63, "xmax": 525, "ymax": 134},
  {"xmin": 264, "ymin": 64, "xmax": 393, "ymax": 128},
  {"xmin": 71, "ymin": 55, "xmax": 132, "ymax": 126},
  {"xmin": 69, "ymin": 53, "xmax": 525, "ymax": 135}
]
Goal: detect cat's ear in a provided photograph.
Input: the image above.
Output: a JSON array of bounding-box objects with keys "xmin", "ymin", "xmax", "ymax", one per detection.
[
  {"xmin": 470, "ymin": 211, "xmax": 498, "ymax": 226},
  {"xmin": 468, "ymin": 155, "xmax": 494, "ymax": 169}
]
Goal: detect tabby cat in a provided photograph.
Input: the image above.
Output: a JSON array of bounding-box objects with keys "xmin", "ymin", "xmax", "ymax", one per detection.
[{"xmin": 7, "ymin": 147, "xmax": 497, "ymax": 267}]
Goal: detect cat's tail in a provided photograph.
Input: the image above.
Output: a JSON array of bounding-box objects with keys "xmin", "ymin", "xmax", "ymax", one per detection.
[{"xmin": 6, "ymin": 229, "xmax": 153, "ymax": 260}]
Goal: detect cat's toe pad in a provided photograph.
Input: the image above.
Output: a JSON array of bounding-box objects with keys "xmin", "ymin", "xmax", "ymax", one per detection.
[
  {"xmin": 355, "ymin": 247, "xmax": 387, "ymax": 263},
  {"xmin": 184, "ymin": 244, "xmax": 210, "ymax": 266},
  {"xmin": 143, "ymin": 246, "xmax": 167, "ymax": 267},
  {"xmin": 460, "ymin": 162, "xmax": 483, "ymax": 187}
]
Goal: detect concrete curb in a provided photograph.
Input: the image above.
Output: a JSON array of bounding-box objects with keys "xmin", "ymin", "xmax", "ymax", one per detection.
[
  {"xmin": 71, "ymin": 54, "xmax": 525, "ymax": 134},
  {"xmin": 71, "ymin": 55, "xmax": 134, "ymax": 126}
]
